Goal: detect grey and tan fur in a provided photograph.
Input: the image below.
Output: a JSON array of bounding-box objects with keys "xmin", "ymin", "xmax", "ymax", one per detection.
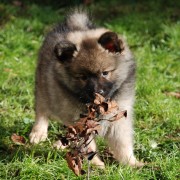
[{"xmin": 30, "ymin": 9, "xmax": 143, "ymax": 168}]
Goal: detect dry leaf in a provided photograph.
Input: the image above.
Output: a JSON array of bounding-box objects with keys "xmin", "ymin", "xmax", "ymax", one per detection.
[
  {"xmin": 68, "ymin": 126, "xmax": 77, "ymax": 135},
  {"xmin": 86, "ymin": 126, "xmax": 101, "ymax": 135},
  {"xmin": 98, "ymin": 105, "xmax": 106, "ymax": 114},
  {"xmin": 66, "ymin": 152, "xmax": 84, "ymax": 176},
  {"xmin": 11, "ymin": 133, "xmax": 26, "ymax": 145},
  {"xmin": 105, "ymin": 101, "xmax": 119, "ymax": 115},
  {"xmin": 164, "ymin": 92, "xmax": 180, "ymax": 99},
  {"xmin": 107, "ymin": 100, "xmax": 118, "ymax": 109},
  {"xmin": 74, "ymin": 118, "xmax": 87, "ymax": 133},
  {"xmin": 86, "ymin": 120, "xmax": 99, "ymax": 129},
  {"xmin": 94, "ymin": 93, "xmax": 105, "ymax": 104},
  {"xmin": 85, "ymin": 120, "xmax": 101, "ymax": 134},
  {"xmin": 108, "ymin": 110, "xmax": 127, "ymax": 122},
  {"xmin": 88, "ymin": 111, "xmax": 96, "ymax": 119}
]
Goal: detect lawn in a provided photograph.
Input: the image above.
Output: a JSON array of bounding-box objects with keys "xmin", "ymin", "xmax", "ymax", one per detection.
[{"xmin": 0, "ymin": 0, "xmax": 179, "ymax": 179}]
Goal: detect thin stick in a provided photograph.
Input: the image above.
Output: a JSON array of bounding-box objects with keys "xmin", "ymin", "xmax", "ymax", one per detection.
[{"xmin": 87, "ymin": 160, "xmax": 90, "ymax": 180}]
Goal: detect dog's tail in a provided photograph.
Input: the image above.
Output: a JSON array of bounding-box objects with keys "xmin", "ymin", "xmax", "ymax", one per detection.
[{"xmin": 65, "ymin": 8, "xmax": 95, "ymax": 31}]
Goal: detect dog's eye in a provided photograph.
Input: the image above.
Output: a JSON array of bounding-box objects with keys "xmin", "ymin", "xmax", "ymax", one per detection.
[{"xmin": 102, "ymin": 71, "xmax": 109, "ymax": 77}]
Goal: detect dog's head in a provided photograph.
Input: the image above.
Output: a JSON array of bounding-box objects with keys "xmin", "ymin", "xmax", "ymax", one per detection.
[{"xmin": 54, "ymin": 31, "xmax": 132, "ymax": 103}]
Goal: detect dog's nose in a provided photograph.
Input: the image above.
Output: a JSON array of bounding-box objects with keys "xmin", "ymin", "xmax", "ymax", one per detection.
[{"xmin": 98, "ymin": 89, "xmax": 104, "ymax": 95}]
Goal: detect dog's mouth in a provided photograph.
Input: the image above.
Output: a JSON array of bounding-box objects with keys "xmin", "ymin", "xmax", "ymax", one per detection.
[
  {"xmin": 78, "ymin": 91, "xmax": 111, "ymax": 104},
  {"xmin": 78, "ymin": 93, "xmax": 95, "ymax": 104}
]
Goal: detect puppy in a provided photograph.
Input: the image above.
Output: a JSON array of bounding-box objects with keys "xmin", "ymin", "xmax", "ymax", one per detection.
[{"xmin": 30, "ymin": 8, "xmax": 143, "ymax": 168}]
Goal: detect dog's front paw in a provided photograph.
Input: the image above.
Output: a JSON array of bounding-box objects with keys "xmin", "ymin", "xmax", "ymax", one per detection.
[
  {"xmin": 29, "ymin": 127, "xmax": 48, "ymax": 144},
  {"xmin": 127, "ymin": 156, "xmax": 145, "ymax": 168},
  {"xmin": 129, "ymin": 160, "xmax": 145, "ymax": 168},
  {"xmin": 91, "ymin": 156, "xmax": 105, "ymax": 169}
]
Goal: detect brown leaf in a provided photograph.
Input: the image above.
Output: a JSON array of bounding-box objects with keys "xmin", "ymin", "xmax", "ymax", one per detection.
[
  {"xmin": 85, "ymin": 120, "xmax": 101, "ymax": 135},
  {"xmin": 96, "ymin": 99, "xmax": 119, "ymax": 116},
  {"xmin": 108, "ymin": 100, "xmax": 118, "ymax": 108},
  {"xmin": 86, "ymin": 125, "xmax": 101, "ymax": 135},
  {"xmin": 66, "ymin": 152, "xmax": 84, "ymax": 176},
  {"xmin": 68, "ymin": 126, "xmax": 77, "ymax": 135},
  {"xmin": 101, "ymin": 102, "xmax": 109, "ymax": 112},
  {"xmin": 87, "ymin": 105, "xmax": 96, "ymax": 114},
  {"xmin": 66, "ymin": 126, "xmax": 77, "ymax": 140},
  {"xmin": 86, "ymin": 120, "xmax": 99, "ymax": 129},
  {"xmin": 97, "ymin": 104, "xmax": 106, "ymax": 114},
  {"xmin": 88, "ymin": 111, "xmax": 96, "ymax": 119},
  {"xmin": 106, "ymin": 100, "xmax": 119, "ymax": 114},
  {"xmin": 66, "ymin": 126, "xmax": 78, "ymax": 140},
  {"xmin": 94, "ymin": 93, "xmax": 105, "ymax": 104},
  {"xmin": 77, "ymin": 156, "xmax": 83, "ymax": 171},
  {"xmin": 164, "ymin": 92, "xmax": 180, "ymax": 99},
  {"xmin": 75, "ymin": 118, "xmax": 87, "ymax": 133},
  {"xmin": 66, "ymin": 133, "xmax": 77, "ymax": 141},
  {"xmin": 11, "ymin": 133, "xmax": 25, "ymax": 145},
  {"xmin": 116, "ymin": 110, "xmax": 127, "ymax": 119},
  {"xmin": 108, "ymin": 110, "xmax": 127, "ymax": 122}
]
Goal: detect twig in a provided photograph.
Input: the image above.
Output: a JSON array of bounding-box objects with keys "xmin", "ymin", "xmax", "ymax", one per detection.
[{"xmin": 87, "ymin": 160, "xmax": 90, "ymax": 180}]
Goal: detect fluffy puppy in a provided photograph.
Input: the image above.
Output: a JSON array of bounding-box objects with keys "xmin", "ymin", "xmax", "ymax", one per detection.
[{"xmin": 30, "ymin": 9, "xmax": 143, "ymax": 168}]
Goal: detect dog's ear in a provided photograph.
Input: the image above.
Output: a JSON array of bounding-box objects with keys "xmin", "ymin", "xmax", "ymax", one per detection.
[
  {"xmin": 98, "ymin": 32, "xmax": 124, "ymax": 53},
  {"xmin": 54, "ymin": 41, "xmax": 77, "ymax": 62}
]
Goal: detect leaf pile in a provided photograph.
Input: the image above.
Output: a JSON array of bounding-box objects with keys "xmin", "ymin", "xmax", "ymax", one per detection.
[{"xmin": 60, "ymin": 93, "xmax": 127, "ymax": 176}]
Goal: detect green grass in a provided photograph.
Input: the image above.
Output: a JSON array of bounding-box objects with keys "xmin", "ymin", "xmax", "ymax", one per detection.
[{"xmin": 0, "ymin": 0, "xmax": 180, "ymax": 179}]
